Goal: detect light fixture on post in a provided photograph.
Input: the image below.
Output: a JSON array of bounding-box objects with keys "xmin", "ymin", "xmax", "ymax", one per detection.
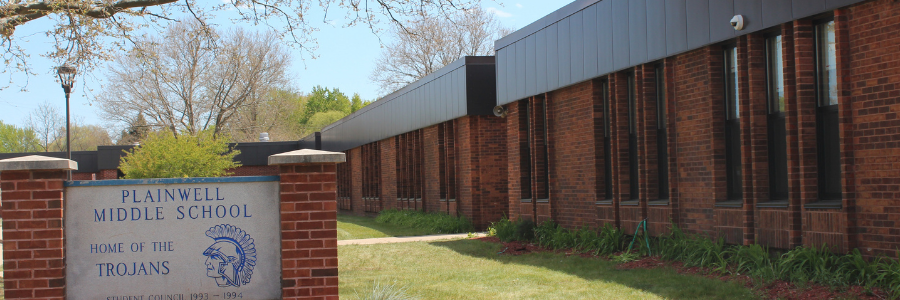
[{"xmin": 57, "ymin": 65, "xmax": 76, "ymax": 180}]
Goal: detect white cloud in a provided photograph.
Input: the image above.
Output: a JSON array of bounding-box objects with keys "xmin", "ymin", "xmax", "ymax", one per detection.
[
  {"xmin": 516, "ymin": 3, "xmax": 523, "ymax": 8},
  {"xmin": 486, "ymin": 7, "xmax": 513, "ymax": 18}
]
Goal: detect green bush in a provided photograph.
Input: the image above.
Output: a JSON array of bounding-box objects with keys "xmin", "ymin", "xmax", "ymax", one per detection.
[
  {"xmin": 375, "ymin": 209, "xmax": 474, "ymax": 234},
  {"xmin": 119, "ymin": 132, "xmax": 240, "ymax": 179},
  {"xmin": 485, "ymin": 219, "xmax": 900, "ymax": 298}
]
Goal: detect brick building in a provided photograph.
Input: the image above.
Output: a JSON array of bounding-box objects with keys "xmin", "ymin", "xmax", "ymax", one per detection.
[
  {"xmin": 321, "ymin": 57, "xmax": 508, "ymax": 229},
  {"xmin": 492, "ymin": 0, "xmax": 900, "ymax": 257}
]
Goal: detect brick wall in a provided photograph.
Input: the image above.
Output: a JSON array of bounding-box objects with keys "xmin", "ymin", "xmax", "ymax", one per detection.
[
  {"xmin": 277, "ymin": 162, "xmax": 339, "ymax": 299},
  {"xmin": 546, "ymin": 81, "xmax": 599, "ymax": 229},
  {"xmin": 495, "ymin": 0, "xmax": 900, "ymax": 257},
  {"xmin": 0, "ymin": 169, "xmax": 67, "ymax": 299},
  {"xmin": 848, "ymin": 0, "xmax": 900, "ymax": 257}
]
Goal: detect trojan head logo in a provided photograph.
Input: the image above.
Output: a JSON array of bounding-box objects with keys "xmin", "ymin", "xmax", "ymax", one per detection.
[{"xmin": 203, "ymin": 224, "xmax": 257, "ymax": 287}]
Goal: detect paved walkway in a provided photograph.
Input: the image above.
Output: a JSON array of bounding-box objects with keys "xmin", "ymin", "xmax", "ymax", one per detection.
[{"xmin": 338, "ymin": 232, "xmax": 487, "ymax": 245}]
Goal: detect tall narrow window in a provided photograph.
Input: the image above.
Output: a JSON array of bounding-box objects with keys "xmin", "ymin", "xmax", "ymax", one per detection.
[
  {"xmin": 362, "ymin": 143, "xmax": 380, "ymax": 212},
  {"xmin": 656, "ymin": 64, "xmax": 669, "ymax": 200},
  {"xmin": 628, "ymin": 73, "xmax": 639, "ymax": 201},
  {"xmin": 602, "ymin": 80, "xmax": 613, "ymax": 200},
  {"xmin": 724, "ymin": 45, "xmax": 743, "ymax": 201},
  {"xmin": 766, "ymin": 34, "xmax": 789, "ymax": 201},
  {"xmin": 520, "ymin": 101, "xmax": 533, "ymax": 201},
  {"xmin": 439, "ymin": 123, "xmax": 457, "ymax": 203},
  {"xmin": 534, "ymin": 96, "xmax": 550, "ymax": 201},
  {"xmin": 815, "ymin": 20, "xmax": 842, "ymax": 201},
  {"xmin": 338, "ymin": 151, "xmax": 352, "ymax": 211}
]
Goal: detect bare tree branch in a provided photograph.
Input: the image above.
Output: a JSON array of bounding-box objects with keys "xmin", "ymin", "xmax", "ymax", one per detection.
[{"xmin": 370, "ymin": 6, "xmax": 511, "ymax": 95}]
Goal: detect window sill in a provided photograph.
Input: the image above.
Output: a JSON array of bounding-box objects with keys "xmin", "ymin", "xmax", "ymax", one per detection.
[
  {"xmin": 620, "ymin": 200, "xmax": 640, "ymax": 206},
  {"xmin": 757, "ymin": 200, "xmax": 788, "ymax": 208},
  {"xmin": 804, "ymin": 200, "xmax": 842, "ymax": 209},
  {"xmin": 440, "ymin": 199, "xmax": 457, "ymax": 202},
  {"xmin": 715, "ymin": 200, "xmax": 743, "ymax": 208},
  {"xmin": 595, "ymin": 200, "xmax": 613, "ymax": 205},
  {"xmin": 648, "ymin": 199, "xmax": 669, "ymax": 206},
  {"xmin": 536, "ymin": 198, "xmax": 550, "ymax": 203},
  {"xmin": 521, "ymin": 198, "xmax": 533, "ymax": 203}
]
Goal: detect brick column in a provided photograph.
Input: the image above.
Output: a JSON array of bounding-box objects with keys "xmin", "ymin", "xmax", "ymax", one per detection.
[
  {"xmin": 0, "ymin": 155, "xmax": 76, "ymax": 300},
  {"xmin": 269, "ymin": 149, "xmax": 345, "ymax": 300}
]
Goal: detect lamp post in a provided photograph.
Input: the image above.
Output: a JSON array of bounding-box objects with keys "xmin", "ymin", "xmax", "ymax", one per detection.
[{"xmin": 57, "ymin": 65, "xmax": 76, "ymax": 180}]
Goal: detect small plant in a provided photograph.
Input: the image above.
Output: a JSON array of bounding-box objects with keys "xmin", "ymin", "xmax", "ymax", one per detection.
[
  {"xmin": 355, "ymin": 280, "xmax": 418, "ymax": 300},
  {"xmin": 612, "ymin": 252, "xmax": 640, "ymax": 263}
]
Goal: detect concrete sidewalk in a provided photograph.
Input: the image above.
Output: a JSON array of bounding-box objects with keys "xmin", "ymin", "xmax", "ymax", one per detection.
[{"xmin": 338, "ymin": 232, "xmax": 487, "ymax": 245}]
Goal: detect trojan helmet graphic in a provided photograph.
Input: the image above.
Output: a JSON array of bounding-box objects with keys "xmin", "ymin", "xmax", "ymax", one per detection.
[{"xmin": 203, "ymin": 224, "xmax": 257, "ymax": 287}]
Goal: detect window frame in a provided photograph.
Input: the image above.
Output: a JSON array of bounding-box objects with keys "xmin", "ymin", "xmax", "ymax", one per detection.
[
  {"xmin": 762, "ymin": 32, "xmax": 790, "ymax": 205},
  {"xmin": 654, "ymin": 63, "xmax": 670, "ymax": 203},
  {"xmin": 812, "ymin": 18, "xmax": 843, "ymax": 204},
  {"xmin": 723, "ymin": 43, "xmax": 744, "ymax": 202}
]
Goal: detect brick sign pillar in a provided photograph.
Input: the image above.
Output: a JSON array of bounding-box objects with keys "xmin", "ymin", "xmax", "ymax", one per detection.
[
  {"xmin": 269, "ymin": 149, "xmax": 345, "ymax": 300},
  {"xmin": 0, "ymin": 155, "xmax": 76, "ymax": 300}
]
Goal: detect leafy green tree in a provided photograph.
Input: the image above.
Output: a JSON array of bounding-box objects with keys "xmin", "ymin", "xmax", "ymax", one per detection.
[
  {"xmin": 350, "ymin": 93, "xmax": 371, "ymax": 113},
  {"xmin": 0, "ymin": 121, "xmax": 40, "ymax": 153},
  {"xmin": 298, "ymin": 86, "xmax": 351, "ymax": 124},
  {"xmin": 307, "ymin": 111, "xmax": 350, "ymax": 132},
  {"xmin": 119, "ymin": 132, "xmax": 240, "ymax": 179}
]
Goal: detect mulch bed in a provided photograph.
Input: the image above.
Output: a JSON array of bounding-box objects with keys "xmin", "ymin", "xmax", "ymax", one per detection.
[{"xmin": 473, "ymin": 236, "xmax": 888, "ymax": 300}]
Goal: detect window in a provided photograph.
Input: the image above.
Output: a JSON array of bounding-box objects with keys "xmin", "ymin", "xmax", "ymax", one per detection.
[
  {"xmin": 395, "ymin": 130, "xmax": 424, "ymax": 210},
  {"xmin": 362, "ymin": 143, "xmax": 381, "ymax": 212},
  {"xmin": 766, "ymin": 34, "xmax": 789, "ymax": 201},
  {"xmin": 628, "ymin": 73, "xmax": 639, "ymax": 201},
  {"xmin": 519, "ymin": 101, "xmax": 533, "ymax": 201},
  {"xmin": 724, "ymin": 45, "xmax": 743, "ymax": 201},
  {"xmin": 438, "ymin": 122, "xmax": 458, "ymax": 202},
  {"xmin": 815, "ymin": 20, "xmax": 842, "ymax": 201},
  {"xmin": 338, "ymin": 151, "xmax": 352, "ymax": 211},
  {"xmin": 533, "ymin": 96, "xmax": 550, "ymax": 201},
  {"xmin": 656, "ymin": 64, "xmax": 669, "ymax": 200},
  {"xmin": 602, "ymin": 80, "xmax": 613, "ymax": 200}
]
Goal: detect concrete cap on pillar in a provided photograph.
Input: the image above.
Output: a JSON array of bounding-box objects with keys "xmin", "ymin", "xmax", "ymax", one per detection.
[
  {"xmin": 0, "ymin": 155, "xmax": 78, "ymax": 171},
  {"xmin": 268, "ymin": 149, "xmax": 346, "ymax": 165}
]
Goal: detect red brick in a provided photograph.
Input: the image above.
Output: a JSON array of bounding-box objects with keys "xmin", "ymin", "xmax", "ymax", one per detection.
[{"xmin": 1, "ymin": 171, "xmax": 30, "ymax": 181}]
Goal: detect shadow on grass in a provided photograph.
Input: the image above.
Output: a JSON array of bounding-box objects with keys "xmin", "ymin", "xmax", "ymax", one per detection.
[
  {"xmin": 428, "ymin": 239, "xmax": 757, "ymax": 300},
  {"xmin": 337, "ymin": 213, "xmax": 433, "ymax": 240}
]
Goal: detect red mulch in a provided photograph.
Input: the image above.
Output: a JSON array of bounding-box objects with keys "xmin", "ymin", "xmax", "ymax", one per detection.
[{"xmin": 472, "ymin": 236, "xmax": 887, "ymax": 300}]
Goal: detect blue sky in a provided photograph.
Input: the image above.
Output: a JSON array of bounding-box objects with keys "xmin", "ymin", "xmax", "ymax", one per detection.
[{"xmin": 0, "ymin": 1, "xmax": 569, "ymax": 130}]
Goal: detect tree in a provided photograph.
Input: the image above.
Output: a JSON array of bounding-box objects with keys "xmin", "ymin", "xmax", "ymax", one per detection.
[
  {"xmin": 117, "ymin": 113, "xmax": 151, "ymax": 145},
  {"xmin": 226, "ymin": 88, "xmax": 307, "ymax": 142},
  {"xmin": 1, "ymin": 0, "xmax": 479, "ymax": 82},
  {"xmin": 49, "ymin": 121, "xmax": 113, "ymax": 151},
  {"xmin": 0, "ymin": 120, "xmax": 40, "ymax": 153},
  {"xmin": 118, "ymin": 131, "xmax": 240, "ymax": 179},
  {"xmin": 96, "ymin": 20, "xmax": 290, "ymax": 138},
  {"xmin": 298, "ymin": 86, "xmax": 351, "ymax": 124},
  {"xmin": 25, "ymin": 102, "xmax": 63, "ymax": 152},
  {"xmin": 370, "ymin": 6, "xmax": 513, "ymax": 94},
  {"xmin": 350, "ymin": 93, "xmax": 371, "ymax": 113},
  {"xmin": 307, "ymin": 110, "xmax": 349, "ymax": 132}
]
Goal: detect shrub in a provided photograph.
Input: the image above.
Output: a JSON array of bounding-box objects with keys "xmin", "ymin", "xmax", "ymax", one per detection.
[
  {"xmin": 486, "ymin": 219, "xmax": 900, "ymax": 298},
  {"xmin": 119, "ymin": 132, "xmax": 240, "ymax": 179},
  {"xmin": 375, "ymin": 209, "xmax": 474, "ymax": 234}
]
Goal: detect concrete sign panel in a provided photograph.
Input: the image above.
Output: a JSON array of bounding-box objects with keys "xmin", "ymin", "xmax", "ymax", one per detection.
[{"xmin": 65, "ymin": 177, "xmax": 281, "ymax": 300}]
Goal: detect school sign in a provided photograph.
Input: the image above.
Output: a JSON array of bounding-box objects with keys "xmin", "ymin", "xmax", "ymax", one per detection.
[{"xmin": 0, "ymin": 150, "xmax": 344, "ymax": 300}]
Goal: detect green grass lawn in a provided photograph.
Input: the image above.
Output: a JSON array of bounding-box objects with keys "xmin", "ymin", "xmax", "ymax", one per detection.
[
  {"xmin": 337, "ymin": 214, "xmax": 434, "ymax": 240},
  {"xmin": 339, "ymin": 239, "xmax": 757, "ymax": 299}
]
